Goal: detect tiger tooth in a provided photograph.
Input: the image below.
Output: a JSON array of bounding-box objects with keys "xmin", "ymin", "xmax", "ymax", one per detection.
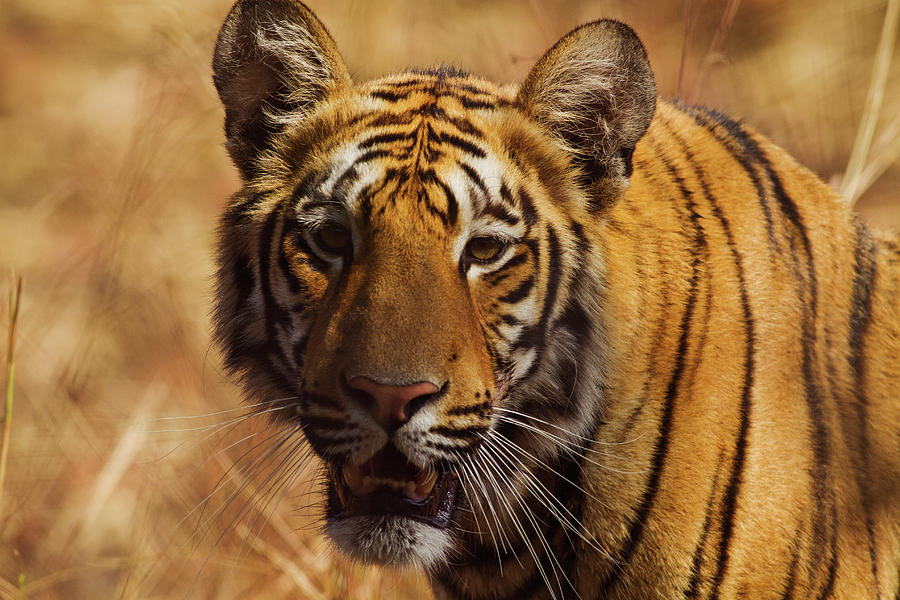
[
  {"xmin": 343, "ymin": 465, "xmax": 362, "ymax": 491},
  {"xmin": 416, "ymin": 469, "xmax": 438, "ymax": 496}
]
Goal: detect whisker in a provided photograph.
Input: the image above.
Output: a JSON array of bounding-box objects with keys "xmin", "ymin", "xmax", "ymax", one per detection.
[
  {"xmin": 186, "ymin": 426, "xmax": 300, "ymax": 550},
  {"xmin": 493, "ymin": 414, "xmax": 647, "ymax": 475},
  {"xmin": 224, "ymin": 439, "xmax": 314, "ymax": 587},
  {"xmin": 472, "ymin": 443, "xmax": 564, "ymax": 599},
  {"xmin": 150, "ymin": 396, "xmax": 299, "ymax": 422},
  {"xmin": 494, "ymin": 406, "xmax": 645, "ymax": 446},
  {"xmin": 189, "ymin": 425, "xmax": 305, "ymax": 594},
  {"xmin": 147, "ymin": 403, "xmax": 293, "ymax": 434},
  {"xmin": 170, "ymin": 425, "xmax": 295, "ymax": 548},
  {"xmin": 462, "ymin": 448, "xmax": 514, "ymax": 555},
  {"xmin": 487, "ymin": 431, "xmax": 618, "ymax": 564},
  {"xmin": 452, "ymin": 458, "xmax": 507, "ymax": 567}
]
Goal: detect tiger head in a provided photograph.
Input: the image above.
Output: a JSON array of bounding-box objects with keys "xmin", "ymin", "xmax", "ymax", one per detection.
[{"xmin": 212, "ymin": 0, "xmax": 655, "ymax": 569}]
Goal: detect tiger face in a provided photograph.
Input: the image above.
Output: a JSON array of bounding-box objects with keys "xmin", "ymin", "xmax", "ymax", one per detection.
[
  {"xmin": 289, "ymin": 84, "xmax": 549, "ymax": 566},
  {"xmin": 212, "ymin": 0, "xmax": 653, "ymax": 570}
]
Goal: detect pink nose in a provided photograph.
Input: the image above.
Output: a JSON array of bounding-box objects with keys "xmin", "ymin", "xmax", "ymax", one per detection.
[{"xmin": 346, "ymin": 377, "xmax": 440, "ymax": 429}]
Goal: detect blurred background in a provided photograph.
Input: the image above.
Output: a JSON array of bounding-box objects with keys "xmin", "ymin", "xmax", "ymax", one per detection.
[{"xmin": 0, "ymin": 0, "xmax": 897, "ymax": 598}]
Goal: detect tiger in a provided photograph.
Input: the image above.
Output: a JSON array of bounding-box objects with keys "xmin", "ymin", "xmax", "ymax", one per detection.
[{"xmin": 210, "ymin": 1, "xmax": 900, "ymax": 598}]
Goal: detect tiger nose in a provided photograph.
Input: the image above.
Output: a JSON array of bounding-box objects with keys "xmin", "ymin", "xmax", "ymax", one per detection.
[{"xmin": 346, "ymin": 377, "xmax": 441, "ymax": 430}]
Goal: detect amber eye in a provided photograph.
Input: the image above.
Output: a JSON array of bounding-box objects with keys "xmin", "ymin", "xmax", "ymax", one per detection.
[
  {"xmin": 466, "ymin": 237, "xmax": 506, "ymax": 263},
  {"xmin": 314, "ymin": 223, "xmax": 351, "ymax": 254}
]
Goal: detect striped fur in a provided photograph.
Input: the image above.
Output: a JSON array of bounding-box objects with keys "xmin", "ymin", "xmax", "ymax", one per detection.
[{"xmin": 211, "ymin": 2, "xmax": 900, "ymax": 598}]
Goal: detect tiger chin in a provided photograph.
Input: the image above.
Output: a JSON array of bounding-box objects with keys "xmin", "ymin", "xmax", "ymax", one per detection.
[{"xmin": 210, "ymin": 1, "xmax": 900, "ymax": 598}]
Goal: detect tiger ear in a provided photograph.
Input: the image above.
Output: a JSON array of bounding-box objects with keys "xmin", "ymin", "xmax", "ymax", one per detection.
[
  {"xmin": 517, "ymin": 20, "xmax": 656, "ymax": 210},
  {"xmin": 213, "ymin": 0, "xmax": 351, "ymax": 178}
]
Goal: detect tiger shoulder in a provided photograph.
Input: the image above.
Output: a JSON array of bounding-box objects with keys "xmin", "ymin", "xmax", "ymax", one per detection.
[{"xmin": 210, "ymin": 1, "xmax": 900, "ymax": 598}]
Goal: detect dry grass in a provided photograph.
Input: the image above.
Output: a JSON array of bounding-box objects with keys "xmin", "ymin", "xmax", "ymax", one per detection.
[
  {"xmin": 1, "ymin": 276, "xmax": 23, "ymax": 511},
  {"xmin": 0, "ymin": 1, "xmax": 897, "ymax": 598}
]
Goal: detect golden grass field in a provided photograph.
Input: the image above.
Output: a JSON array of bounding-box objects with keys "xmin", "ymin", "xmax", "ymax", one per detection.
[{"xmin": 0, "ymin": 0, "xmax": 898, "ymax": 598}]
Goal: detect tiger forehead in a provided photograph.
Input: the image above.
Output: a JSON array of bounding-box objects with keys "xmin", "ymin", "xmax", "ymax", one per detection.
[
  {"xmin": 302, "ymin": 73, "xmax": 517, "ymax": 232},
  {"xmin": 360, "ymin": 70, "xmax": 511, "ymax": 111},
  {"xmin": 345, "ymin": 72, "xmax": 509, "ymax": 165}
]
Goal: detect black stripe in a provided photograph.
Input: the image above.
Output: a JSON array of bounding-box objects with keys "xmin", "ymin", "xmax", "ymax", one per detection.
[
  {"xmin": 438, "ymin": 131, "xmax": 487, "ymax": 158},
  {"xmin": 370, "ymin": 89, "xmax": 409, "ymax": 102},
  {"xmin": 357, "ymin": 131, "xmax": 411, "ymax": 150},
  {"xmin": 499, "ymin": 314, "xmax": 521, "ymax": 327},
  {"xmin": 445, "ymin": 401, "xmax": 491, "ymax": 417},
  {"xmin": 499, "ymin": 183, "xmax": 516, "ymax": 209},
  {"xmin": 288, "ymin": 224, "xmax": 332, "ymax": 274},
  {"xmin": 753, "ymin": 143, "xmax": 835, "ymax": 590},
  {"xmin": 570, "ymin": 219, "xmax": 590, "ymax": 254},
  {"xmin": 665, "ymin": 121, "xmax": 757, "ymax": 600},
  {"xmin": 292, "ymin": 171, "xmax": 318, "ymax": 206},
  {"xmin": 617, "ymin": 150, "xmax": 677, "ymax": 439},
  {"xmin": 292, "ymin": 336, "xmax": 308, "ymax": 373},
  {"xmin": 685, "ymin": 451, "xmax": 726, "ymax": 597},
  {"xmin": 460, "ymin": 162, "xmax": 489, "ymax": 198},
  {"xmin": 331, "ymin": 164, "xmax": 359, "ymax": 202},
  {"xmin": 223, "ymin": 191, "xmax": 269, "ymax": 225},
  {"xmin": 779, "ymin": 542, "xmax": 802, "ymax": 600},
  {"xmin": 425, "ymin": 440, "xmax": 477, "ymax": 453},
  {"xmin": 218, "ymin": 251, "xmax": 256, "ymax": 371},
  {"xmin": 540, "ymin": 227, "xmax": 562, "ymax": 331},
  {"xmin": 355, "ymin": 148, "xmax": 392, "ymax": 165},
  {"xmin": 431, "ymin": 572, "xmax": 468, "ymax": 599},
  {"xmin": 482, "ymin": 202, "xmax": 520, "ymax": 226},
  {"xmin": 300, "ymin": 412, "xmax": 348, "ymax": 432},
  {"xmin": 596, "ymin": 149, "xmax": 705, "ymax": 597},
  {"xmin": 358, "ymin": 191, "xmax": 373, "ymax": 226},
  {"xmin": 454, "ymin": 82, "xmax": 492, "ymax": 95},
  {"xmin": 519, "ymin": 226, "xmax": 561, "ymax": 373},
  {"xmin": 498, "ymin": 276, "xmax": 535, "ymax": 304},
  {"xmin": 518, "ymin": 190, "xmax": 539, "ymax": 226},
  {"xmin": 485, "ymin": 250, "xmax": 530, "ymax": 285},
  {"xmin": 684, "ymin": 105, "xmax": 780, "ymax": 258},
  {"xmin": 444, "ymin": 114, "xmax": 483, "ymax": 137},
  {"xmin": 231, "ymin": 251, "xmax": 256, "ymax": 315},
  {"xmin": 433, "ymin": 176, "xmax": 459, "ymax": 226},
  {"xmin": 415, "ymin": 171, "xmax": 450, "ymax": 224},
  {"xmin": 374, "ymin": 76, "xmax": 434, "ymax": 89},
  {"xmin": 502, "ymin": 439, "xmax": 594, "ymax": 600},
  {"xmin": 429, "ymin": 425, "xmax": 486, "ymax": 441},
  {"xmin": 555, "ymin": 294, "xmax": 592, "ymax": 343},
  {"xmin": 817, "ymin": 500, "xmax": 839, "ymax": 600},
  {"xmin": 258, "ymin": 211, "xmax": 291, "ymax": 337},
  {"xmin": 454, "ymin": 95, "xmax": 497, "ymax": 110},
  {"xmin": 847, "ymin": 218, "xmax": 882, "ymax": 597},
  {"xmin": 276, "ymin": 228, "xmax": 303, "ymax": 295},
  {"xmin": 356, "ymin": 112, "xmax": 416, "ymax": 129}
]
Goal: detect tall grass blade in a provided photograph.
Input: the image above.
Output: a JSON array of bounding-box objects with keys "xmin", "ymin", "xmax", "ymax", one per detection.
[
  {"xmin": 0, "ymin": 276, "xmax": 23, "ymax": 510},
  {"xmin": 840, "ymin": 0, "xmax": 900, "ymax": 204}
]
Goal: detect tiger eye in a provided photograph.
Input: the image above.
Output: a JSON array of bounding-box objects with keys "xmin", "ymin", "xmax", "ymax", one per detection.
[
  {"xmin": 315, "ymin": 224, "xmax": 351, "ymax": 253},
  {"xmin": 466, "ymin": 237, "xmax": 506, "ymax": 262}
]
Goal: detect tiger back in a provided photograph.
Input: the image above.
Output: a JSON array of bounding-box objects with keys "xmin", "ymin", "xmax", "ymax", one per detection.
[{"xmin": 211, "ymin": 1, "xmax": 900, "ymax": 598}]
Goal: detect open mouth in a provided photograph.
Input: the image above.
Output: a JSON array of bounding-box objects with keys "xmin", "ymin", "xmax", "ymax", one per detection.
[{"xmin": 337, "ymin": 444, "xmax": 458, "ymax": 528}]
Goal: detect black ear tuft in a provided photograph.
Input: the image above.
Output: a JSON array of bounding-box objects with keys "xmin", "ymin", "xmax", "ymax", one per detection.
[
  {"xmin": 517, "ymin": 19, "xmax": 656, "ymax": 210},
  {"xmin": 213, "ymin": 0, "xmax": 351, "ymax": 178}
]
